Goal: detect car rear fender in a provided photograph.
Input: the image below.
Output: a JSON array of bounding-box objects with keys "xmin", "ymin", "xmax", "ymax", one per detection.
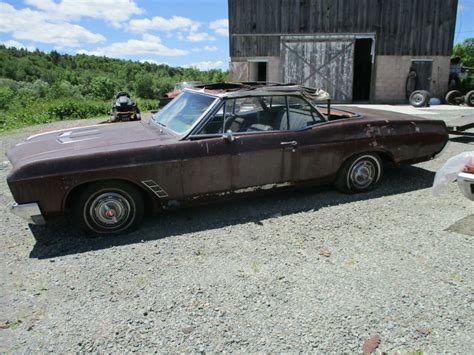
[{"xmin": 340, "ymin": 149, "xmax": 395, "ymax": 171}]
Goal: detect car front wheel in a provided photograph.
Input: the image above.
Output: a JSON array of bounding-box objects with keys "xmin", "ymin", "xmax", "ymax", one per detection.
[
  {"xmin": 73, "ymin": 181, "xmax": 144, "ymax": 235},
  {"xmin": 335, "ymin": 153, "xmax": 383, "ymax": 194}
]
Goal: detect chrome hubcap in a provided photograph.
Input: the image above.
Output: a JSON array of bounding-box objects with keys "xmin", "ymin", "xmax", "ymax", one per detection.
[
  {"xmin": 413, "ymin": 94, "xmax": 423, "ymax": 103},
  {"xmin": 350, "ymin": 160, "xmax": 377, "ymax": 189},
  {"xmin": 89, "ymin": 192, "xmax": 131, "ymax": 229}
]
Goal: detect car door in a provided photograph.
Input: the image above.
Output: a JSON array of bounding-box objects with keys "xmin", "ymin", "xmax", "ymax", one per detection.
[
  {"xmin": 223, "ymin": 96, "xmax": 298, "ymax": 190},
  {"xmin": 283, "ymin": 96, "xmax": 334, "ymax": 182},
  {"xmin": 230, "ymin": 130, "xmax": 298, "ymax": 189},
  {"xmin": 180, "ymin": 104, "xmax": 233, "ymax": 197},
  {"xmin": 182, "ymin": 96, "xmax": 299, "ymax": 196}
]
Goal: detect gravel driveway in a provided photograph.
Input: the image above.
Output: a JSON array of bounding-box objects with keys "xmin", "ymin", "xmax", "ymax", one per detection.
[{"xmin": 1, "ymin": 108, "xmax": 473, "ymax": 353}]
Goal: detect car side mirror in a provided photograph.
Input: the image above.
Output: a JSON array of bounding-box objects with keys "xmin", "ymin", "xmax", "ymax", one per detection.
[{"xmin": 222, "ymin": 130, "xmax": 235, "ymax": 142}]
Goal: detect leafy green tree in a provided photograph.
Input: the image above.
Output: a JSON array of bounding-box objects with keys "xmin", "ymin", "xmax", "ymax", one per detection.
[
  {"xmin": 134, "ymin": 74, "xmax": 155, "ymax": 99},
  {"xmin": 0, "ymin": 46, "xmax": 229, "ymax": 111},
  {"xmin": 89, "ymin": 76, "xmax": 115, "ymax": 100},
  {"xmin": 17, "ymin": 83, "xmax": 36, "ymax": 99},
  {"xmin": 0, "ymin": 78, "xmax": 18, "ymax": 90},
  {"xmin": 31, "ymin": 79, "xmax": 49, "ymax": 97},
  {"xmin": 452, "ymin": 38, "xmax": 474, "ymax": 67},
  {"xmin": 0, "ymin": 86, "xmax": 14, "ymax": 110},
  {"xmin": 49, "ymin": 50, "xmax": 61, "ymax": 64}
]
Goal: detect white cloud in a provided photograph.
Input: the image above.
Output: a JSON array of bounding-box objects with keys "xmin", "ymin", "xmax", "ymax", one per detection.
[
  {"xmin": 25, "ymin": 0, "xmax": 143, "ymax": 27},
  {"xmin": 191, "ymin": 45, "xmax": 219, "ymax": 53},
  {"xmin": 209, "ymin": 19, "xmax": 229, "ymax": 37},
  {"xmin": 129, "ymin": 15, "xmax": 218, "ymax": 43},
  {"xmin": 83, "ymin": 34, "xmax": 189, "ymax": 57},
  {"xmin": 129, "ymin": 16, "xmax": 200, "ymax": 33},
  {"xmin": 1, "ymin": 40, "xmax": 36, "ymax": 51},
  {"xmin": 0, "ymin": 2, "xmax": 105, "ymax": 47},
  {"xmin": 458, "ymin": 3, "xmax": 469, "ymax": 12},
  {"xmin": 139, "ymin": 59, "xmax": 169, "ymax": 66},
  {"xmin": 185, "ymin": 61, "xmax": 226, "ymax": 71},
  {"xmin": 204, "ymin": 45, "xmax": 219, "ymax": 52},
  {"xmin": 186, "ymin": 32, "xmax": 216, "ymax": 42}
]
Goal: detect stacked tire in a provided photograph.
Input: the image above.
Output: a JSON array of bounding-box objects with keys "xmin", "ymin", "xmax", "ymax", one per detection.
[
  {"xmin": 465, "ymin": 90, "xmax": 474, "ymax": 107},
  {"xmin": 445, "ymin": 90, "xmax": 474, "ymax": 107}
]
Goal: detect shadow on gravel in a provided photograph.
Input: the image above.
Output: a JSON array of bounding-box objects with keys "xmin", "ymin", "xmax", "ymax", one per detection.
[
  {"xmin": 449, "ymin": 135, "xmax": 474, "ymax": 145},
  {"xmin": 29, "ymin": 165, "xmax": 435, "ymax": 259},
  {"xmin": 446, "ymin": 214, "xmax": 474, "ymax": 236}
]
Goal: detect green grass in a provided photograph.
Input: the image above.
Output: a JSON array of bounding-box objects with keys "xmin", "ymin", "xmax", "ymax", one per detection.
[{"xmin": 0, "ymin": 98, "xmax": 158, "ymax": 133}]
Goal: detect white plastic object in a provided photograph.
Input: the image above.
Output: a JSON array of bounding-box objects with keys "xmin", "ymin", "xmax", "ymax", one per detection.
[
  {"xmin": 432, "ymin": 151, "xmax": 474, "ymax": 195},
  {"xmin": 429, "ymin": 97, "xmax": 441, "ymax": 105}
]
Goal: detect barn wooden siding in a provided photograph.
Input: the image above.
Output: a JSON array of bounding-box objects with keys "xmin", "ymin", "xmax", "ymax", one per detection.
[{"xmin": 229, "ymin": 0, "xmax": 458, "ymax": 57}]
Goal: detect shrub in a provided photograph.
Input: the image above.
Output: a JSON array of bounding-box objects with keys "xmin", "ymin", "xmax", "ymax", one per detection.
[
  {"xmin": 0, "ymin": 87, "xmax": 14, "ymax": 110},
  {"xmin": 0, "ymin": 98, "xmax": 111, "ymax": 132},
  {"xmin": 134, "ymin": 74, "xmax": 155, "ymax": 99},
  {"xmin": 89, "ymin": 76, "xmax": 115, "ymax": 100},
  {"xmin": 0, "ymin": 78, "xmax": 18, "ymax": 90},
  {"xmin": 136, "ymin": 98, "xmax": 158, "ymax": 111},
  {"xmin": 31, "ymin": 79, "xmax": 50, "ymax": 97}
]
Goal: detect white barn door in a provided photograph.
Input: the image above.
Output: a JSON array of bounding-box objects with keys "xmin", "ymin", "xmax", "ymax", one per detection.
[{"xmin": 281, "ymin": 36, "xmax": 355, "ymax": 102}]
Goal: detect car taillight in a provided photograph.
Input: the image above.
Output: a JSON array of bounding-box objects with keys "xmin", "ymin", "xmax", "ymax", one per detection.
[{"xmin": 464, "ymin": 164, "xmax": 474, "ymax": 174}]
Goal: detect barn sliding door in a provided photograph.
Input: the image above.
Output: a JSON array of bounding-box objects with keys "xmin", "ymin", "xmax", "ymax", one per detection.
[{"xmin": 281, "ymin": 36, "xmax": 355, "ymax": 102}]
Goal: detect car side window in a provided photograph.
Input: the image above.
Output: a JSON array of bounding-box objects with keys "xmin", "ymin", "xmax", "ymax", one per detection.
[
  {"xmin": 281, "ymin": 96, "xmax": 324, "ymax": 131},
  {"xmin": 263, "ymin": 95, "xmax": 286, "ymax": 109},
  {"xmin": 197, "ymin": 102, "xmax": 226, "ymax": 135},
  {"xmin": 224, "ymin": 97, "xmax": 270, "ymax": 133},
  {"xmin": 197, "ymin": 95, "xmax": 322, "ymax": 136}
]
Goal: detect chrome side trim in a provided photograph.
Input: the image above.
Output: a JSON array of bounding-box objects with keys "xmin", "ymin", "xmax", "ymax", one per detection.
[
  {"xmin": 8, "ymin": 202, "xmax": 46, "ymax": 225},
  {"xmin": 141, "ymin": 180, "xmax": 169, "ymax": 198}
]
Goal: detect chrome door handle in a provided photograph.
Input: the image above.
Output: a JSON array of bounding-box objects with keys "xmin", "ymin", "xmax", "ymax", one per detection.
[{"xmin": 280, "ymin": 141, "xmax": 298, "ymax": 146}]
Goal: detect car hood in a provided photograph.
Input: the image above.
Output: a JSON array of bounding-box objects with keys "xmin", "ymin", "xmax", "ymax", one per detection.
[{"xmin": 7, "ymin": 121, "xmax": 174, "ymax": 167}]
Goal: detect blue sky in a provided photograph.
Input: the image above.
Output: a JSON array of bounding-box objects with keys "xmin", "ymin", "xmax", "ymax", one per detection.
[
  {"xmin": 0, "ymin": 0, "xmax": 473, "ymax": 71},
  {"xmin": 0, "ymin": 0, "xmax": 230, "ymax": 70},
  {"xmin": 454, "ymin": 0, "xmax": 474, "ymax": 44}
]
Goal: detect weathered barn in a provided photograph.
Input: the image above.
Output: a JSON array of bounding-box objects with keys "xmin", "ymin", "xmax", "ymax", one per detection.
[{"xmin": 228, "ymin": 0, "xmax": 458, "ymax": 103}]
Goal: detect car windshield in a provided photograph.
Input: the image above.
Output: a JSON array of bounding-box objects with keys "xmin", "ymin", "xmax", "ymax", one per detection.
[{"xmin": 152, "ymin": 91, "xmax": 216, "ymax": 134}]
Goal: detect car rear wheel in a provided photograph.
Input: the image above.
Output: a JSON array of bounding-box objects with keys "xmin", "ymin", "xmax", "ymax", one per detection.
[
  {"xmin": 73, "ymin": 181, "xmax": 144, "ymax": 235},
  {"xmin": 335, "ymin": 153, "xmax": 383, "ymax": 194}
]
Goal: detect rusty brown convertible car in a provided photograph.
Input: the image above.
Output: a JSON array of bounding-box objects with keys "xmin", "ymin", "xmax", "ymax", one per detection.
[{"xmin": 7, "ymin": 83, "xmax": 448, "ymax": 235}]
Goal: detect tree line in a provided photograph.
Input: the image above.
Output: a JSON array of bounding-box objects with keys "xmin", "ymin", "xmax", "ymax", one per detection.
[
  {"xmin": 0, "ymin": 46, "xmax": 228, "ymax": 131},
  {"xmin": 0, "ymin": 45, "xmax": 227, "ymax": 101}
]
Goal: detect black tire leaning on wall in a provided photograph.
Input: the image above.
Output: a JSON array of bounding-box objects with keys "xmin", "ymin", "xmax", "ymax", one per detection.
[{"xmin": 409, "ymin": 90, "xmax": 430, "ymax": 108}]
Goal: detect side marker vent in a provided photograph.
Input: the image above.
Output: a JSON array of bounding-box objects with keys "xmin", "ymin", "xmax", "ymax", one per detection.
[{"xmin": 142, "ymin": 180, "xmax": 168, "ymax": 198}]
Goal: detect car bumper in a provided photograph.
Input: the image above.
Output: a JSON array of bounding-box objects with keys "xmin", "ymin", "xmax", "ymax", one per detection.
[
  {"xmin": 8, "ymin": 202, "xmax": 46, "ymax": 225},
  {"xmin": 457, "ymin": 172, "xmax": 474, "ymax": 201}
]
